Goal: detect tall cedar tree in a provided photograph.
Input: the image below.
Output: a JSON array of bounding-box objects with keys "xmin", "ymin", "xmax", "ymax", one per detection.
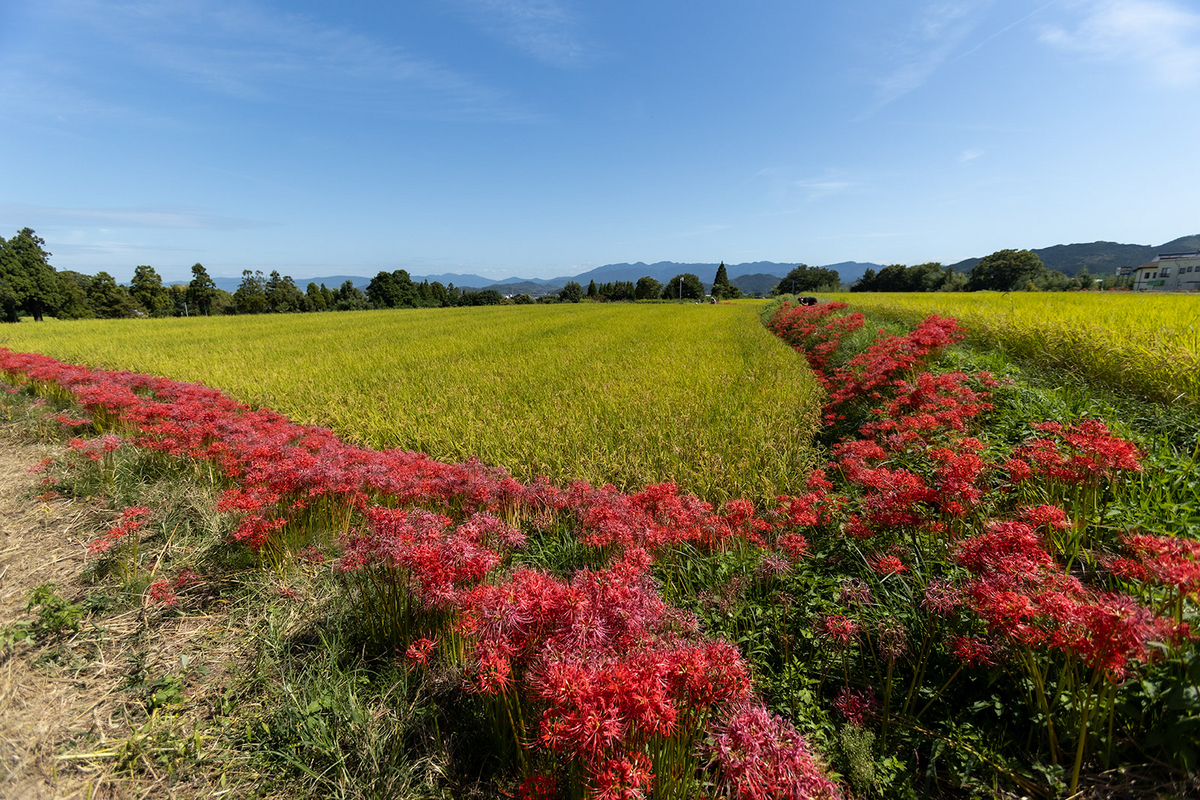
[
  {"xmin": 0, "ymin": 228, "xmax": 62, "ymax": 321},
  {"xmin": 187, "ymin": 263, "xmax": 217, "ymax": 316},
  {"xmin": 712, "ymin": 261, "xmax": 731, "ymax": 299}
]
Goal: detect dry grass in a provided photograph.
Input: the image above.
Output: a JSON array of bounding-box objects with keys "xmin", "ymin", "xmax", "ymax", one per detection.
[{"xmin": 0, "ymin": 427, "xmax": 258, "ymax": 799}]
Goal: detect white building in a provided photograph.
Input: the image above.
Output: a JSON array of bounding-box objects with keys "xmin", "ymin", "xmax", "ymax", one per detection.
[{"xmin": 1132, "ymin": 251, "xmax": 1200, "ymax": 292}]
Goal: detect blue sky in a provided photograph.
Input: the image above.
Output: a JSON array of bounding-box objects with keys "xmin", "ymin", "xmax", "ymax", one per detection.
[{"xmin": 2, "ymin": 0, "xmax": 1198, "ymax": 283}]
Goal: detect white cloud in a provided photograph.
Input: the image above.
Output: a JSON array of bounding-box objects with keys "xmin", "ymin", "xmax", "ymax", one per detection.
[
  {"xmin": 794, "ymin": 179, "xmax": 857, "ymax": 201},
  {"xmin": 1041, "ymin": 0, "xmax": 1200, "ymax": 87},
  {"xmin": 867, "ymin": 1, "xmax": 995, "ymax": 112},
  {"xmin": 454, "ymin": 0, "xmax": 590, "ymax": 67},
  {"xmin": 959, "ymin": 148, "xmax": 985, "ymax": 162}
]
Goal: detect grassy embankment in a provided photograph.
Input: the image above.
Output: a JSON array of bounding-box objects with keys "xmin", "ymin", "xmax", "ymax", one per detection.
[
  {"xmin": 819, "ymin": 292, "xmax": 1200, "ymax": 406},
  {"xmin": 0, "ymin": 302, "xmax": 822, "ymax": 503}
]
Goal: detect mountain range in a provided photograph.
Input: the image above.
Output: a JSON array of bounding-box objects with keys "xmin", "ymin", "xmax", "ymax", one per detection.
[{"xmin": 205, "ymin": 235, "xmax": 1198, "ymax": 294}]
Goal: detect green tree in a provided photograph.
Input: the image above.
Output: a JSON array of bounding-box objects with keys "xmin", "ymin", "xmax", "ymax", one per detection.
[
  {"xmin": 1074, "ymin": 266, "xmax": 1093, "ymax": 290},
  {"xmin": 55, "ymin": 271, "xmax": 94, "ymax": 319},
  {"xmin": 334, "ymin": 280, "xmax": 367, "ymax": 311},
  {"xmin": 234, "ymin": 270, "xmax": 268, "ymax": 314},
  {"xmin": 460, "ymin": 289, "xmax": 504, "ymax": 306},
  {"xmin": 366, "ymin": 271, "xmax": 399, "ymax": 308},
  {"xmin": 0, "ymin": 228, "xmax": 63, "ymax": 321},
  {"xmin": 167, "ymin": 284, "xmax": 189, "ymax": 316},
  {"xmin": 939, "ymin": 266, "xmax": 968, "ymax": 292},
  {"xmin": 774, "ymin": 264, "xmax": 840, "ymax": 295},
  {"xmin": 393, "ymin": 270, "xmax": 418, "ymax": 308},
  {"xmin": 0, "ymin": 246, "xmax": 16, "ymax": 321},
  {"xmin": 88, "ymin": 271, "xmax": 136, "ymax": 318},
  {"xmin": 634, "ymin": 276, "xmax": 662, "ymax": 300},
  {"xmin": 186, "ymin": 263, "xmax": 217, "ymax": 316},
  {"xmin": 305, "ymin": 282, "xmax": 327, "ymax": 312},
  {"xmin": 966, "ymin": 249, "xmax": 1044, "ymax": 291},
  {"xmin": 559, "ymin": 281, "xmax": 584, "ymax": 303},
  {"xmin": 662, "ymin": 273, "xmax": 703, "ymax": 301},
  {"xmin": 266, "ymin": 271, "xmax": 305, "ymax": 312},
  {"xmin": 711, "ymin": 261, "xmax": 741, "ymax": 299},
  {"xmin": 129, "ymin": 265, "xmax": 172, "ymax": 316},
  {"xmin": 428, "ymin": 281, "xmax": 450, "ymax": 307},
  {"xmin": 587, "ymin": 279, "xmax": 597, "ymax": 298}
]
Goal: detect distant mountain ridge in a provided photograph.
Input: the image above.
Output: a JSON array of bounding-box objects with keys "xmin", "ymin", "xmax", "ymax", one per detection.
[
  {"xmin": 460, "ymin": 261, "xmax": 883, "ymax": 295},
  {"xmin": 949, "ymin": 235, "xmax": 1200, "ymax": 277}
]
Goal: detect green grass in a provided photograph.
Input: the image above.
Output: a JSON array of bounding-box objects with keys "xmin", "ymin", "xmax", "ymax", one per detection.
[
  {"xmin": 0, "ymin": 303, "xmax": 822, "ymax": 502},
  {"xmin": 820, "ymin": 291, "xmax": 1200, "ymax": 406}
]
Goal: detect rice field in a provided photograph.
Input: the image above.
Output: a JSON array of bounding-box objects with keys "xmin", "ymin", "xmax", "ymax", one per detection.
[
  {"xmin": 0, "ymin": 302, "xmax": 822, "ymax": 501},
  {"xmin": 821, "ymin": 291, "xmax": 1200, "ymax": 405}
]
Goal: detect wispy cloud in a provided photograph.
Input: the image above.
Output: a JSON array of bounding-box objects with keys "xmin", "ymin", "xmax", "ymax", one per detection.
[
  {"xmin": 864, "ymin": 1, "xmax": 995, "ymax": 114},
  {"xmin": 35, "ymin": 0, "xmax": 537, "ymax": 121},
  {"xmin": 745, "ymin": 168, "xmax": 864, "ymax": 209},
  {"xmin": 794, "ymin": 179, "xmax": 856, "ymax": 200},
  {"xmin": 453, "ymin": 0, "xmax": 590, "ymax": 67},
  {"xmin": 1040, "ymin": 0, "xmax": 1200, "ymax": 87},
  {"xmin": 0, "ymin": 203, "xmax": 271, "ymax": 230},
  {"xmin": 959, "ymin": 148, "xmax": 985, "ymax": 162}
]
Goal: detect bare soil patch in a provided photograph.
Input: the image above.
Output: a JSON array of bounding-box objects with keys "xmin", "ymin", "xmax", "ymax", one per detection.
[{"xmin": 0, "ymin": 431, "xmax": 247, "ymax": 799}]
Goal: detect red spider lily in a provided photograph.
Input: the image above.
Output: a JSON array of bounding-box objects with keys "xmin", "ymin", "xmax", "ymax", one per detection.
[
  {"xmin": 817, "ymin": 615, "xmax": 860, "ymax": 649},
  {"xmin": 88, "ymin": 506, "xmax": 151, "ymax": 555},
  {"xmin": 517, "ymin": 773, "xmax": 557, "ymax": 800},
  {"xmin": 876, "ymin": 618, "xmax": 908, "ymax": 662},
  {"xmin": 838, "ymin": 579, "xmax": 872, "ymax": 607},
  {"xmin": 950, "ymin": 635, "xmax": 999, "ymax": 667},
  {"xmin": 832, "ymin": 687, "xmax": 877, "ymax": 726},
  {"xmin": 68, "ymin": 433, "xmax": 125, "ymax": 462},
  {"xmin": 955, "ymin": 521, "xmax": 1053, "ymax": 581},
  {"xmin": 707, "ymin": 702, "xmax": 840, "ymax": 800},
  {"xmin": 922, "ymin": 579, "xmax": 961, "ymax": 616},
  {"xmin": 766, "ymin": 301, "xmax": 865, "ymax": 373},
  {"xmin": 758, "ymin": 551, "xmax": 793, "ymax": 578},
  {"xmin": 147, "ymin": 580, "xmax": 178, "ymax": 607},
  {"xmin": 1112, "ymin": 533, "xmax": 1200, "ymax": 593},
  {"xmin": 1013, "ymin": 420, "xmax": 1142, "ymax": 486},
  {"xmin": 929, "ymin": 448, "xmax": 988, "ymax": 513},
  {"xmin": 1066, "ymin": 594, "xmax": 1189, "ymax": 680},
  {"xmin": 822, "ymin": 315, "xmax": 966, "ymax": 420},
  {"xmin": 842, "ymin": 515, "xmax": 874, "ymax": 540},
  {"xmin": 776, "ymin": 533, "xmax": 810, "ymax": 563},
  {"xmin": 1017, "ymin": 504, "xmax": 1072, "ymax": 531},
  {"xmin": 592, "ymin": 752, "xmax": 655, "ymax": 800},
  {"xmin": 405, "ymin": 637, "xmax": 438, "ymax": 667},
  {"xmin": 859, "ymin": 371, "xmax": 994, "ymax": 445},
  {"xmin": 475, "ymin": 646, "xmax": 513, "ymax": 694},
  {"xmin": 869, "ymin": 554, "xmax": 908, "ymax": 577}
]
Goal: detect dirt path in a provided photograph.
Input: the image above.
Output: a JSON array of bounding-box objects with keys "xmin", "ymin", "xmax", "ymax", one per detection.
[
  {"xmin": 0, "ymin": 433, "xmax": 236, "ymax": 800},
  {"xmin": 0, "ymin": 433, "xmax": 100, "ymax": 799}
]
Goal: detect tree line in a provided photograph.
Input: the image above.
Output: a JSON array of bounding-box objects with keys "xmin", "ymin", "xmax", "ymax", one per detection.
[
  {"xmin": 850, "ymin": 249, "xmax": 1132, "ymax": 293},
  {"xmin": 3, "ymin": 230, "xmax": 780, "ymax": 322}
]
